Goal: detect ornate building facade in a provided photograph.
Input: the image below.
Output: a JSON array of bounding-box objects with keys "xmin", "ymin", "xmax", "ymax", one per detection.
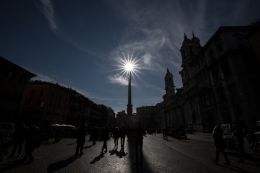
[
  {"xmin": 164, "ymin": 24, "xmax": 260, "ymax": 132},
  {"xmin": 138, "ymin": 24, "xmax": 260, "ymax": 133}
]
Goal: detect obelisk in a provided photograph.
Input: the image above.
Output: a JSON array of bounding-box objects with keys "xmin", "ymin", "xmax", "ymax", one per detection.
[{"xmin": 127, "ymin": 72, "xmax": 133, "ymax": 116}]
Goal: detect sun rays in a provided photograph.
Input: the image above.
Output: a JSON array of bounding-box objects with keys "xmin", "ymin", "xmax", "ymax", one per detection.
[{"xmin": 115, "ymin": 53, "xmax": 141, "ymax": 80}]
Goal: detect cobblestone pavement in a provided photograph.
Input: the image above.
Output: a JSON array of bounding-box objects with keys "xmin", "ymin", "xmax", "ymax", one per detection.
[{"xmin": 0, "ymin": 135, "xmax": 259, "ymax": 173}]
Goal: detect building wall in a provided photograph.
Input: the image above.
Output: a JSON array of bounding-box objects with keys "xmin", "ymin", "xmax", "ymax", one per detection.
[
  {"xmin": 21, "ymin": 81, "xmax": 115, "ymax": 128},
  {"xmin": 162, "ymin": 25, "xmax": 260, "ymax": 133},
  {"xmin": 21, "ymin": 81, "xmax": 71, "ymax": 126},
  {"xmin": 0, "ymin": 56, "xmax": 35, "ymax": 122}
]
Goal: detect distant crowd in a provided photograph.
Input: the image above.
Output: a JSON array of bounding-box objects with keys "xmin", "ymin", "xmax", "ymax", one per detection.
[{"xmin": 2, "ymin": 120, "xmax": 258, "ymax": 166}]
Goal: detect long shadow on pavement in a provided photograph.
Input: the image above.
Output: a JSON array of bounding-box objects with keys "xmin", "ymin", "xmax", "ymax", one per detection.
[
  {"xmin": 217, "ymin": 163, "xmax": 250, "ymax": 173},
  {"xmin": 0, "ymin": 159, "xmax": 27, "ymax": 172},
  {"xmin": 127, "ymin": 138, "xmax": 154, "ymax": 173},
  {"xmin": 47, "ymin": 155, "xmax": 79, "ymax": 173},
  {"xmin": 66, "ymin": 142, "xmax": 76, "ymax": 146},
  {"xmin": 90, "ymin": 152, "xmax": 105, "ymax": 164},
  {"xmin": 84, "ymin": 144, "xmax": 93, "ymax": 149},
  {"xmin": 226, "ymin": 152, "xmax": 260, "ymax": 162}
]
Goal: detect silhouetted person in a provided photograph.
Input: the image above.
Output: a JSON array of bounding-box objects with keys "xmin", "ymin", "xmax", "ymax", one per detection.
[
  {"xmin": 163, "ymin": 128, "xmax": 168, "ymax": 140},
  {"xmin": 234, "ymin": 121, "xmax": 246, "ymax": 162},
  {"xmin": 75, "ymin": 124, "xmax": 86, "ymax": 156},
  {"xmin": 54, "ymin": 127, "xmax": 61, "ymax": 143},
  {"xmin": 22, "ymin": 125, "xmax": 40, "ymax": 163},
  {"xmin": 91, "ymin": 127, "xmax": 97, "ymax": 145},
  {"xmin": 212, "ymin": 124, "xmax": 230, "ymax": 165},
  {"xmin": 120, "ymin": 127, "xmax": 127, "ymax": 152},
  {"xmin": 112, "ymin": 127, "xmax": 119, "ymax": 150},
  {"xmin": 101, "ymin": 126, "xmax": 109, "ymax": 154},
  {"xmin": 135, "ymin": 123, "xmax": 144, "ymax": 164},
  {"xmin": 10, "ymin": 122, "xmax": 26, "ymax": 157}
]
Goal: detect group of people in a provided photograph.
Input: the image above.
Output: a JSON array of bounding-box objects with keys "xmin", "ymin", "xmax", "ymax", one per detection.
[
  {"xmin": 111, "ymin": 126, "xmax": 127, "ymax": 152},
  {"xmin": 162, "ymin": 128, "xmax": 168, "ymax": 140},
  {"xmin": 75, "ymin": 125, "xmax": 117, "ymax": 156},
  {"xmin": 75, "ymin": 123, "xmax": 145, "ymax": 163},
  {"xmin": 10, "ymin": 121, "xmax": 249, "ymax": 166},
  {"xmin": 9, "ymin": 122, "xmax": 41, "ymax": 163},
  {"xmin": 212, "ymin": 122, "xmax": 246, "ymax": 165}
]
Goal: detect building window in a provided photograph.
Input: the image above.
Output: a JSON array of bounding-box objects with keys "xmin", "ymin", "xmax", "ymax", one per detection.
[
  {"xmin": 222, "ymin": 60, "xmax": 232, "ymax": 79},
  {"xmin": 27, "ymin": 98, "xmax": 31, "ymax": 105},
  {"xmin": 216, "ymin": 37, "xmax": 223, "ymax": 52},
  {"xmin": 40, "ymin": 89, "xmax": 43, "ymax": 96},
  {"xmin": 8, "ymin": 71, "xmax": 13, "ymax": 79},
  {"xmin": 209, "ymin": 48, "xmax": 214, "ymax": 58},
  {"xmin": 40, "ymin": 101, "xmax": 45, "ymax": 108},
  {"xmin": 192, "ymin": 112, "xmax": 196, "ymax": 123},
  {"xmin": 30, "ymin": 89, "xmax": 34, "ymax": 97}
]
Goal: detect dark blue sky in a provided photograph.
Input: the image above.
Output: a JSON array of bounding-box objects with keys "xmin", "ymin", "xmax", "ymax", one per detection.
[{"xmin": 1, "ymin": 0, "xmax": 260, "ymax": 112}]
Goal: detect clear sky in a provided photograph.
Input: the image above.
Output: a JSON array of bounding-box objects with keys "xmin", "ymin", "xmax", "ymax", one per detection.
[{"xmin": 1, "ymin": 0, "xmax": 260, "ymax": 113}]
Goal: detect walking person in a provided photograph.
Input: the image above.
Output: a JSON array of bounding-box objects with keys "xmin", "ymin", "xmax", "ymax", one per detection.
[
  {"xmin": 101, "ymin": 126, "xmax": 109, "ymax": 154},
  {"xmin": 75, "ymin": 124, "xmax": 86, "ymax": 156},
  {"xmin": 22, "ymin": 124, "xmax": 40, "ymax": 163},
  {"xmin": 120, "ymin": 126, "xmax": 127, "ymax": 152},
  {"xmin": 112, "ymin": 127, "xmax": 119, "ymax": 150},
  {"xmin": 10, "ymin": 122, "xmax": 26, "ymax": 157},
  {"xmin": 91, "ymin": 127, "xmax": 97, "ymax": 145},
  {"xmin": 212, "ymin": 124, "xmax": 230, "ymax": 165},
  {"xmin": 135, "ymin": 122, "xmax": 144, "ymax": 164},
  {"xmin": 234, "ymin": 121, "xmax": 246, "ymax": 162},
  {"xmin": 163, "ymin": 128, "xmax": 168, "ymax": 140}
]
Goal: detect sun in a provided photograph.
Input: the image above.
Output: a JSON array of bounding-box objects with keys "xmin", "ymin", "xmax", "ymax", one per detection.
[
  {"xmin": 111, "ymin": 52, "xmax": 142, "ymax": 85},
  {"xmin": 124, "ymin": 62, "xmax": 134, "ymax": 72},
  {"xmin": 117, "ymin": 53, "xmax": 140, "ymax": 78}
]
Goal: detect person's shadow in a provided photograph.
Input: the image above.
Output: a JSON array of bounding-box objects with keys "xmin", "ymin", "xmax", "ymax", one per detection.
[
  {"xmin": 0, "ymin": 159, "xmax": 26, "ymax": 172},
  {"xmin": 47, "ymin": 155, "xmax": 79, "ymax": 173},
  {"xmin": 84, "ymin": 144, "xmax": 93, "ymax": 149},
  {"xmin": 90, "ymin": 153, "xmax": 104, "ymax": 164}
]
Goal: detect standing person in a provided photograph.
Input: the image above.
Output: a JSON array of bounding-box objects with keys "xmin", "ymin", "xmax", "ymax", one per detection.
[
  {"xmin": 91, "ymin": 127, "xmax": 97, "ymax": 145},
  {"xmin": 10, "ymin": 122, "xmax": 26, "ymax": 157},
  {"xmin": 22, "ymin": 124, "xmax": 40, "ymax": 163},
  {"xmin": 163, "ymin": 128, "xmax": 168, "ymax": 140},
  {"xmin": 135, "ymin": 122, "xmax": 144, "ymax": 164},
  {"xmin": 101, "ymin": 126, "xmax": 109, "ymax": 154},
  {"xmin": 112, "ymin": 127, "xmax": 119, "ymax": 150},
  {"xmin": 75, "ymin": 124, "xmax": 86, "ymax": 156},
  {"xmin": 234, "ymin": 121, "xmax": 246, "ymax": 162},
  {"xmin": 212, "ymin": 124, "xmax": 230, "ymax": 165},
  {"xmin": 120, "ymin": 126, "xmax": 127, "ymax": 152}
]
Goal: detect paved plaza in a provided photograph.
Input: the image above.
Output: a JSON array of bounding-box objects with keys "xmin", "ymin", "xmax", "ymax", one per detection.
[{"xmin": 0, "ymin": 134, "xmax": 259, "ymax": 173}]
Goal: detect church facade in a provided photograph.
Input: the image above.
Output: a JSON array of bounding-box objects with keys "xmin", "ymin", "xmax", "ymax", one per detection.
[
  {"xmin": 163, "ymin": 24, "xmax": 260, "ymax": 133},
  {"xmin": 138, "ymin": 24, "xmax": 260, "ymax": 133}
]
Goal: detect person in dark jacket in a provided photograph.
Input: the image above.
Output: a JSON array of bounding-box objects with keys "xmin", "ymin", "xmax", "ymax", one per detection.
[
  {"xmin": 75, "ymin": 124, "xmax": 86, "ymax": 156},
  {"xmin": 134, "ymin": 122, "xmax": 144, "ymax": 164},
  {"xmin": 91, "ymin": 127, "xmax": 97, "ymax": 145},
  {"xmin": 112, "ymin": 127, "xmax": 119, "ymax": 150},
  {"xmin": 22, "ymin": 125, "xmax": 40, "ymax": 163},
  {"xmin": 212, "ymin": 124, "xmax": 230, "ymax": 165},
  {"xmin": 120, "ymin": 127, "xmax": 127, "ymax": 152},
  {"xmin": 234, "ymin": 121, "xmax": 246, "ymax": 162},
  {"xmin": 10, "ymin": 122, "xmax": 26, "ymax": 157},
  {"xmin": 101, "ymin": 126, "xmax": 109, "ymax": 154}
]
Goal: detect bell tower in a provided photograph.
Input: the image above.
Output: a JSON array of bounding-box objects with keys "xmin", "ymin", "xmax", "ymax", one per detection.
[
  {"xmin": 164, "ymin": 68, "xmax": 175, "ymax": 97},
  {"xmin": 180, "ymin": 33, "xmax": 202, "ymax": 85}
]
